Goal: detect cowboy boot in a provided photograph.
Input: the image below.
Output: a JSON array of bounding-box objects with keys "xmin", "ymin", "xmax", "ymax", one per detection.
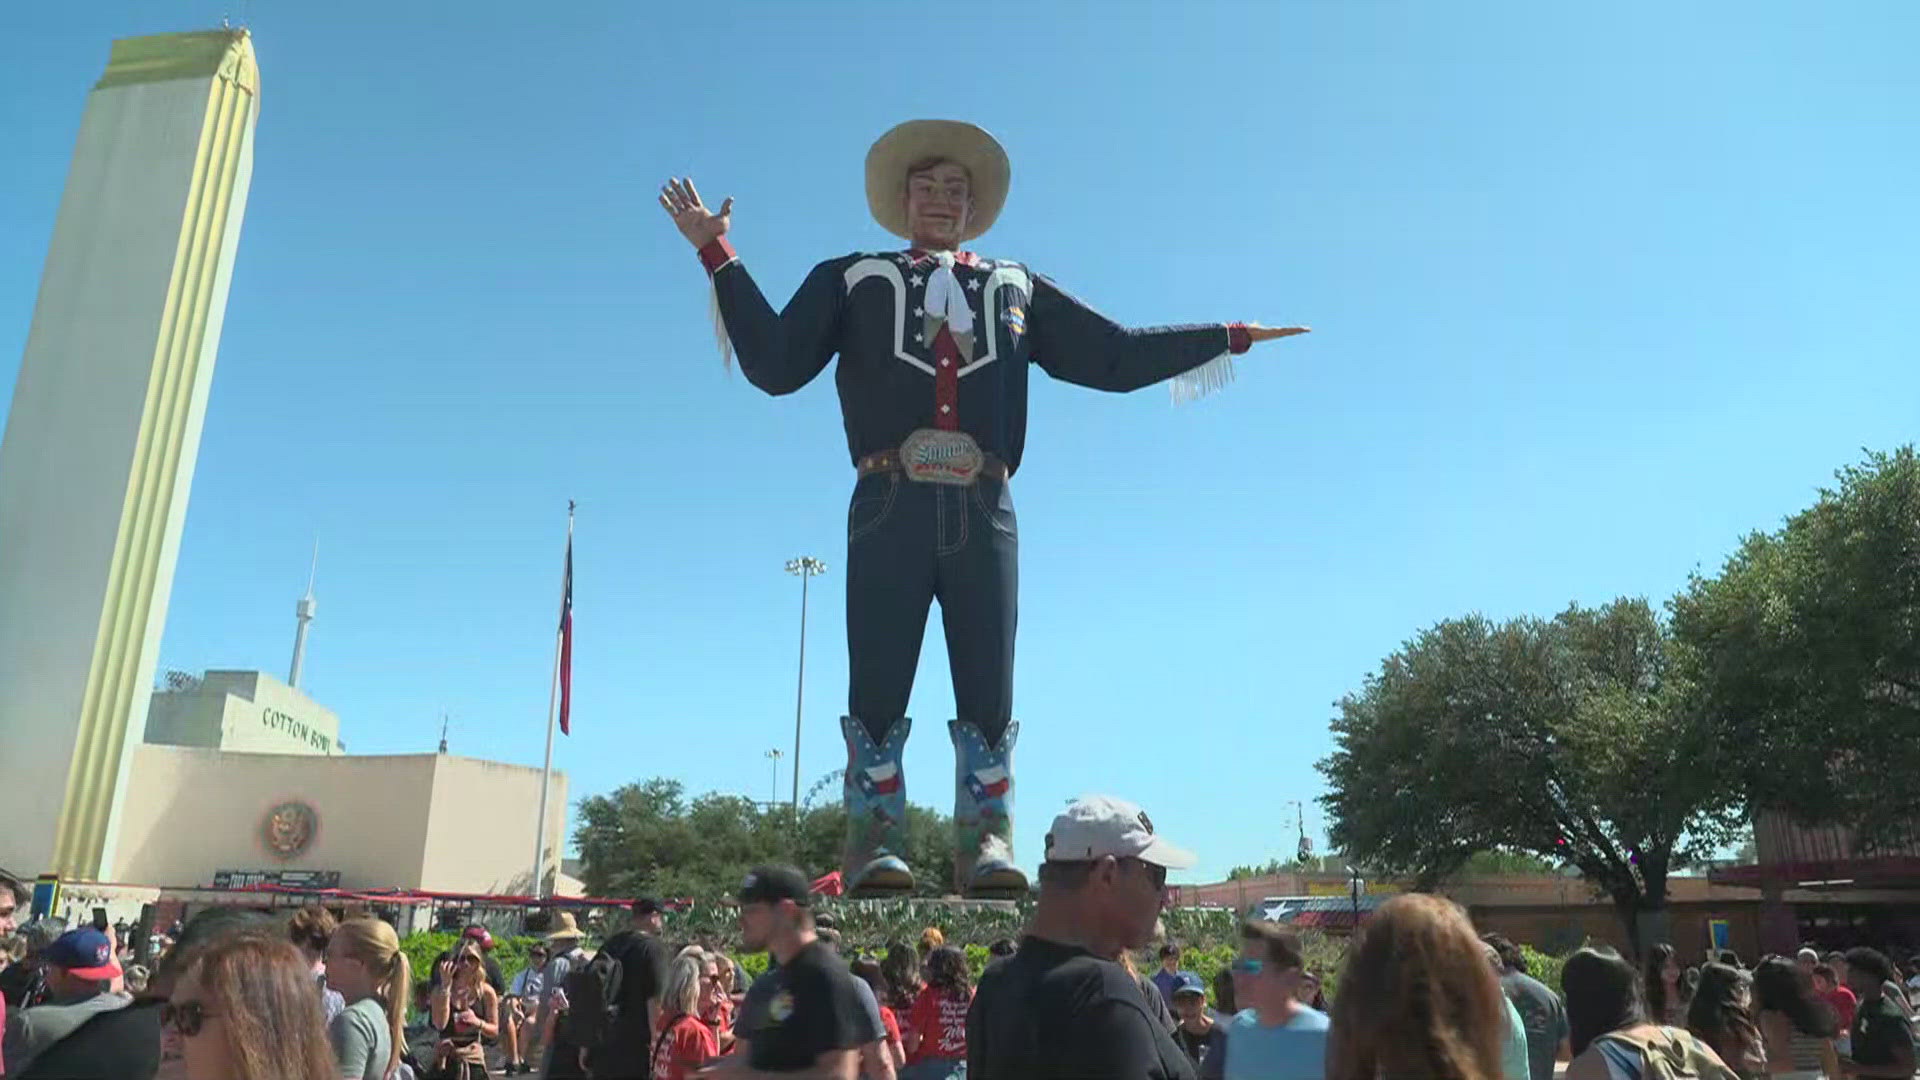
[
  {"xmin": 950, "ymin": 718, "xmax": 1027, "ymax": 897},
  {"xmin": 841, "ymin": 714, "xmax": 915, "ymax": 895}
]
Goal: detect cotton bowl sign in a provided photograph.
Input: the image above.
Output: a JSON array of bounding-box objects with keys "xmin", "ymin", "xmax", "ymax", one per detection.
[{"xmin": 260, "ymin": 800, "xmax": 318, "ymax": 860}]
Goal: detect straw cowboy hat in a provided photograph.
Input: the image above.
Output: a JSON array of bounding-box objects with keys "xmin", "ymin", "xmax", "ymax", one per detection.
[
  {"xmin": 865, "ymin": 120, "xmax": 1011, "ymax": 243},
  {"xmin": 544, "ymin": 911, "xmax": 584, "ymax": 943}
]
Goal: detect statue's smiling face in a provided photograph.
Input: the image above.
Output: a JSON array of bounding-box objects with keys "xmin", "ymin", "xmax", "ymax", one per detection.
[{"xmin": 904, "ymin": 160, "xmax": 973, "ymax": 249}]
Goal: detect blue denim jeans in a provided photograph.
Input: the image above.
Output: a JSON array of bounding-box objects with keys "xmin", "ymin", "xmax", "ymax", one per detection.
[{"xmin": 845, "ymin": 470, "xmax": 1018, "ymax": 746}]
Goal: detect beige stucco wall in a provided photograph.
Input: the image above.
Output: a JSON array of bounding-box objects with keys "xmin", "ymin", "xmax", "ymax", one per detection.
[
  {"xmin": 112, "ymin": 745, "xmax": 566, "ymax": 892},
  {"xmin": 420, "ymin": 755, "xmax": 570, "ymax": 895},
  {"xmin": 145, "ymin": 670, "xmax": 342, "ymax": 755}
]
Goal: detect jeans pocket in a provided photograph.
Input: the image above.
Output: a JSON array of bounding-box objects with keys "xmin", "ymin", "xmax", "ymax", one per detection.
[
  {"xmin": 848, "ymin": 473, "xmax": 900, "ymax": 543},
  {"xmin": 970, "ymin": 478, "xmax": 1017, "ymax": 540}
]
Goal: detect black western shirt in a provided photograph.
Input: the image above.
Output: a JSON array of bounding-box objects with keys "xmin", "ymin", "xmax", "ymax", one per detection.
[{"xmin": 700, "ymin": 239, "xmax": 1251, "ymax": 475}]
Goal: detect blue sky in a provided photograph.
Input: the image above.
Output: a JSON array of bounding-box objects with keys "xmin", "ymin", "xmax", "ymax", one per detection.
[{"xmin": 3, "ymin": 2, "xmax": 1916, "ymax": 886}]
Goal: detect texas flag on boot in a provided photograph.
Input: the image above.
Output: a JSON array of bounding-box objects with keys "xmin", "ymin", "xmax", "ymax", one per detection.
[
  {"xmin": 856, "ymin": 762, "xmax": 901, "ymax": 798},
  {"xmin": 966, "ymin": 764, "xmax": 1010, "ymax": 802}
]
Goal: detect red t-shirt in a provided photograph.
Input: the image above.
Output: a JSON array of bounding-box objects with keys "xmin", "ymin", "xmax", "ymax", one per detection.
[
  {"xmin": 906, "ymin": 984, "xmax": 971, "ymax": 1062},
  {"xmin": 879, "ymin": 1003, "xmax": 902, "ymax": 1048},
  {"xmin": 1825, "ymin": 985, "xmax": 1859, "ymax": 1031},
  {"xmin": 650, "ymin": 1012, "xmax": 719, "ymax": 1080},
  {"xmin": 702, "ymin": 998, "xmax": 734, "ymax": 1034}
]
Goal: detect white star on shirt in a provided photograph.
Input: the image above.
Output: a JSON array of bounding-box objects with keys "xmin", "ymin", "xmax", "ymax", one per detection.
[
  {"xmin": 913, "ymin": 332, "xmax": 924, "ymax": 344},
  {"xmin": 910, "ymin": 274, "xmax": 924, "ymax": 287},
  {"xmin": 913, "ymin": 307, "xmax": 924, "ymax": 317},
  {"xmin": 967, "ymin": 278, "xmax": 982, "ymax": 292}
]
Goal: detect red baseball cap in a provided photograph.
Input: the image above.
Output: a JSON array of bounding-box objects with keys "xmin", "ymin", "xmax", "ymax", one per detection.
[{"xmin": 462, "ymin": 926, "xmax": 495, "ymax": 949}]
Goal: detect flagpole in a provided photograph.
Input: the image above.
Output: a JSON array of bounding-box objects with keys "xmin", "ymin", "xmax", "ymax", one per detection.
[{"xmin": 532, "ymin": 502, "xmax": 573, "ymax": 898}]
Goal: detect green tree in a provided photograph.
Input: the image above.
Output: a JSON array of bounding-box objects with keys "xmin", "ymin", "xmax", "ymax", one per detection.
[
  {"xmin": 1671, "ymin": 447, "xmax": 1920, "ymax": 851},
  {"xmin": 1318, "ymin": 598, "xmax": 1745, "ymax": 954},
  {"xmin": 574, "ymin": 777, "xmax": 960, "ymax": 899},
  {"xmin": 1457, "ymin": 849, "xmax": 1563, "ymax": 877}
]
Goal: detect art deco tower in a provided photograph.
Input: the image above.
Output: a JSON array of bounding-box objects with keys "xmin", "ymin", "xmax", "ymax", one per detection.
[{"xmin": 0, "ymin": 30, "xmax": 260, "ymax": 879}]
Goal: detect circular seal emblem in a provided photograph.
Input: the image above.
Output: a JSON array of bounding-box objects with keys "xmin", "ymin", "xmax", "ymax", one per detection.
[{"xmin": 261, "ymin": 800, "xmax": 317, "ymax": 859}]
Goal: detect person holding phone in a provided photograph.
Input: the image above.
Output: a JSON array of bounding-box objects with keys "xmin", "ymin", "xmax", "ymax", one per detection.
[{"xmin": 430, "ymin": 941, "xmax": 499, "ymax": 1080}]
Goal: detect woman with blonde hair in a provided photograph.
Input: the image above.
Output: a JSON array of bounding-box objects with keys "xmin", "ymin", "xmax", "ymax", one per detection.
[
  {"xmin": 431, "ymin": 938, "xmax": 501, "ymax": 1079},
  {"xmin": 164, "ymin": 932, "xmax": 337, "ymax": 1080},
  {"xmin": 648, "ymin": 953, "xmax": 718, "ymax": 1080},
  {"xmin": 324, "ymin": 916, "xmax": 412, "ymax": 1080},
  {"xmin": 1327, "ymin": 892, "xmax": 1510, "ymax": 1080}
]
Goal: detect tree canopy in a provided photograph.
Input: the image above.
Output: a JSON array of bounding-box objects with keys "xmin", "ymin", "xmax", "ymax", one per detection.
[
  {"xmin": 573, "ymin": 777, "xmax": 957, "ymax": 898},
  {"xmin": 1672, "ymin": 446, "xmax": 1920, "ymax": 851},
  {"xmin": 1319, "ymin": 598, "xmax": 1745, "ymax": 951}
]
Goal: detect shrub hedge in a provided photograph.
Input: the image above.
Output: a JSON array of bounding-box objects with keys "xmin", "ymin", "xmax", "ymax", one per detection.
[{"xmin": 397, "ymin": 910, "xmax": 1573, "ymax": 1011}]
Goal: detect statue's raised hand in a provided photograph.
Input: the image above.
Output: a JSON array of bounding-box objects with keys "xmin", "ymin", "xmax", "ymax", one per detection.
[
  {"xmin": 1246, "ymin": 324, "xmax": 1311, "ymax": 343},
  {"xmin": 659, "ymin": 177, "xmax": 732, "ymax": 250}
]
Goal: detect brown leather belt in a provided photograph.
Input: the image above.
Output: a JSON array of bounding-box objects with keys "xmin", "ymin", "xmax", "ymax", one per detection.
[{"xmin": 858, "ymin": 448, "xmax": 1010, "ymax": 482}]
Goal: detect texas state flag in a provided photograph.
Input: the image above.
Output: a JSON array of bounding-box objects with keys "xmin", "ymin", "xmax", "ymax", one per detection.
[
  {"xmin": 966, "ymin": 765, "xmax": 1010, "ymax": 802},
  {"xmin": 857, "ymin": 762, "xmax": 901, "ymax": 798}
]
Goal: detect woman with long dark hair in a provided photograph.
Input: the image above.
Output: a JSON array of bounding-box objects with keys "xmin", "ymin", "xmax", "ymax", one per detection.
[
  {"xmin": 1687, "ymin": 963, "xmax": 1766, "ymax": 1079},
  {"xmin": 165, "ymin": 934, "xmax": 338, "ymax": 1080},
  {"xmin": 1646, "ymin": 943, "xmax": 1685, "ymax": 1026},
  {"xmin": 851, "ymin": 957, "xmax": 906, "ymax": 1073},
  {"xmin": 1564, "ymin": 947, "xmax": 1739, "ymax": 1080},
  {"xmin": 881, "ymin": 943, "xmax": 920, "ymax": 1016},
  {"xmin": 1751, "ymin": 957, "xmax": 1840, "ymax": 1079},
  {"xmin": 1324, "ymin": 893, "xmax": 1507, "ymax": 1080},
  {"xmin": 902, "ymin": 945, "xmax": 970, "ymax": 1080}
]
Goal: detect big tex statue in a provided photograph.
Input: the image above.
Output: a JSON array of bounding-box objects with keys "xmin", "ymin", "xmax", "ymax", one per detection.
[{"xmin": 661, "ymin": 120, "xmax": 1306, "ymax": 898}]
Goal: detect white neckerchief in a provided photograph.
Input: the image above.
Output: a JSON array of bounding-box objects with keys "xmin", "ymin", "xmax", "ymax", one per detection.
[{"xmin": 923, "ymin": 251, "xmax": 974, "ymax": 336}]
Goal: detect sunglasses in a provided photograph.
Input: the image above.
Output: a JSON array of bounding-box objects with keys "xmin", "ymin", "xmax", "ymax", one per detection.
[
  {"xmin": 1126, "ymin": 859, "xmax": 1168, "ymax": 890},
  {"xmin": 162, "ymin": 1000, "xmax": 219, "ymax": 1037},
  {"xmin": 1230, "ymin": 958, "xmax": 1264, "ymax": 976},
  {"xmin": 457, "ymin": 955, "xmax": 481, "ymax": 965}
]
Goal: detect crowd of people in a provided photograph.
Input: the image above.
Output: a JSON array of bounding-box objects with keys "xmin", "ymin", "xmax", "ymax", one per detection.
[{"xmin": 1, "ymin": 794, "xmax": 1917, "ymax": 1079}]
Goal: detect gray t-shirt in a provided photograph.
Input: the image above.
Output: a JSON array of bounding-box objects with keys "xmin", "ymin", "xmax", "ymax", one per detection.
[
  {"xmin": 539, "ymin": 947, "xmax": 589, "ymax": 1031},
  {"xmin": 847, "ymin": 974, "xmax": 888, "ymax": 1044},
  {"xmin": 2, "ymin": 991, "xmax": 131, "ymax": 1076},
  {"xmin": 1499, "ymin": 970, "xmax": 1568, "ymax": 1080},
  {"xmin": 329, "ymin": 995, "xmax": 392, "ymax": 1080}
]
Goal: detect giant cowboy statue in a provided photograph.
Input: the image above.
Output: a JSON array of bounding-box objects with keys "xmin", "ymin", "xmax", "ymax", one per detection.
[{"xmin": 660, "ymin": 120, "xmax": 1307, "ymax": 899}]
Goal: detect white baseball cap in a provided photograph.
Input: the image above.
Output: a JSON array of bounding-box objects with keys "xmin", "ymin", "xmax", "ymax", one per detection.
[{"xmin": 1043, "ymin": 795, "xmax": 1197, "ymax": 870}]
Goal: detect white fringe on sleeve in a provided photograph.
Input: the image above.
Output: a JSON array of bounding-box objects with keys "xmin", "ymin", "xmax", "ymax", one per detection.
[{"xmin": 1170, "ymin": 352, "xmax": 1235, "ymax": 405}]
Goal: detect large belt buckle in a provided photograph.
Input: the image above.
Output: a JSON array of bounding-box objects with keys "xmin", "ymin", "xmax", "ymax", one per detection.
[{"xmin": 900, "ymin": 428, "xmax": 983, "ymax": 486}]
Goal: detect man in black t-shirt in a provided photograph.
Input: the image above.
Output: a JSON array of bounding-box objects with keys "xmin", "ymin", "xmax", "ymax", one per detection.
[
  {"xmin": 590, "ymin": 897, "xmax": 671, "ymax": 1079},
  {"xmin": 722, "ymin": 865, "xmax": 867, "ymax": 1078},
  {"xmin": 968, "ymin": 794, "xmax": 1200, "ymax": 1080},
  {"xmin": 1841, "ymin": 947, "xmax": 1916, "ymax": 1080}
]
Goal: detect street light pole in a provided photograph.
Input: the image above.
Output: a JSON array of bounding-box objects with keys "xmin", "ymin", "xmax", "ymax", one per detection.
[
  {"xmin": 765, "ymin": 748, "xmax": 783, "ymax": 807},
  {"xmin": 1347, "ymin": 864, "xmax": 1363, "ymax": 935},
  {"xmin": 785, "ymin": 557, "xmax": 826, "ymax": 827}
]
